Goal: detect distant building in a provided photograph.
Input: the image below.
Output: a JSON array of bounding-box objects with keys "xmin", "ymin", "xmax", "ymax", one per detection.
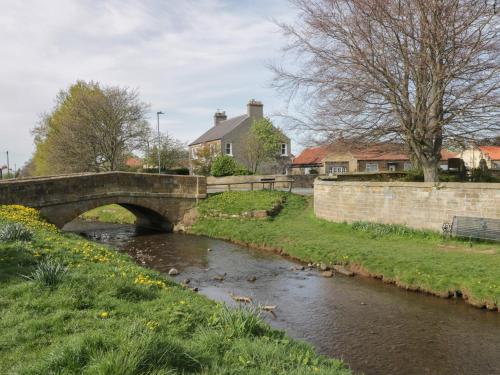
[
  {"xmin": 291, "ymin": 144, "xmax": 457, "ymax": 175},
  {"xmin": 459, "ymin": 145, "xmax": 500, "ymax": 170},
  {"xmin": 188, "ymin": 99, "xmax": 292, "ymax": 174},
  {"xmin": 125, "ymin": 157, "xmax": 143, "ymax": 170}
]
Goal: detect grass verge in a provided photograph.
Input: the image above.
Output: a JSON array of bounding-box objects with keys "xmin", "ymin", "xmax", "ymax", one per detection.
[
  {"xmin": 191, "ymin": 192, "xmax": 500, "ymax": 310},
  {"xmin": 199, "ymin": 191, "xmax": 286, "ymax": 216},
  {"xmin": 0, "ymin": 205, "xmax": 350, "ymax": 374},
  {"xmin": 80, "ymin": 204, "xmax": 136, "ymax": 224}
]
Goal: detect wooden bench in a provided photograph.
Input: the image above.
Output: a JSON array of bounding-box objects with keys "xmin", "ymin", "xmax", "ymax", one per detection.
[
  {"xmin": 207, "ymin": 178, "xmax": 294, "ymax": 192},
  {"xmin": 446, "ymin": 216, "xmax": 500, "ymax": 242}
]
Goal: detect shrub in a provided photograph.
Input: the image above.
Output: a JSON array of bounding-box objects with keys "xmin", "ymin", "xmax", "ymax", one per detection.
[
  {"xmin": 211, "ymin": 155, "xmax": 237, "ymax": 177},
  {"xmin": 234, "ymin": 166, "xmax": 254, "ymax": 176},
  {"xmin": 166, "ymin": 167, "xmax": 190, "ymax": 175},
  {"xmin": 0, "ymin": 222, "xmax": 33, "ymax": 242},
  {"xmin": 25, "ymin": 259, "xmax": 67, "ymax": 288},
  {"xmin": 400, "ymin": 168, "xmax": 424, "ymax": 181}
]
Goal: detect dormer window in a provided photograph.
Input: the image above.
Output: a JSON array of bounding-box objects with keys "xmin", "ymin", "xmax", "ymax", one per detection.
[
  {"xmin": 225, "ymin": 143, "xmax": 232, "ymax": 156},
  {"xmin": 280, "ymin": 143, "xmax": 287, "ymax": 156}
]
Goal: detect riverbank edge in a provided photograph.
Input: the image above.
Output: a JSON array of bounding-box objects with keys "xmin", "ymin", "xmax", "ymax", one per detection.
[
  {"xmin": 188, "ymin": 231, "xmax": 498, "ymax": 311},
  {"xmin": 0, "ymin": 205, "xmax": 351, "ymax": 374}
]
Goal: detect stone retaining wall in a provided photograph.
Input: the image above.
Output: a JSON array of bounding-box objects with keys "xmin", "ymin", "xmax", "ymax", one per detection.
[
  {"xmin": 314, "ymin": 180, "xmax": 500, "ymax": 231},
  {"xmin": 207, "ymin": 175, "xmax": 292, "ymax": 190}
]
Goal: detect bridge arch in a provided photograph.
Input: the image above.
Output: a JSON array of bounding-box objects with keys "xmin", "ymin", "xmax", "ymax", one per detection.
[{"xmin": 57, "ymin": 199, "xmax": 174, "ymax": 231}]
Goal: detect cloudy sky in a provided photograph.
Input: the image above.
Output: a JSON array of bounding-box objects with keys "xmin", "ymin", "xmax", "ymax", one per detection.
[{"xmin": 0, "ymin": 0, "xmax": 299, "ymax": 170}]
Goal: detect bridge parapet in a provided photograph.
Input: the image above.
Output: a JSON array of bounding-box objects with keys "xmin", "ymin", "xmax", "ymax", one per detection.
[{"xmin": 0, "ymin": 172, "xmax": 207, "ymax": 231}]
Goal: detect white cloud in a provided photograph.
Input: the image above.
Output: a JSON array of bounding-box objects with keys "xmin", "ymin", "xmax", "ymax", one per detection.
[{"xmin": 0, "ymin": 0, "xmax": 298, "ymax": 169}]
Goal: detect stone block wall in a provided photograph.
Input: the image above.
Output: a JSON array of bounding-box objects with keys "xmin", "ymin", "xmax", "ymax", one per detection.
[
  {"xmin": 314, "ymin": 180, "xmax": 500, "ymax": 231},
  {"xmin": 207, "ymin": 175, "xmax": 292, "ymax": 190},
  {"xmin": 207, "ymin": 174, "xmax": 317, "ymax": 189}
]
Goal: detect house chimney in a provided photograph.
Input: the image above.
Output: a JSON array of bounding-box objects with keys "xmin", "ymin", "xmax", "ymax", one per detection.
[
  {"xmin": 247, "ymin": 99, "xmax": 263, "ymax": 119},
  {"xmin": 214, "ymin": 110, "xmax": 227, "ymax": 126}
]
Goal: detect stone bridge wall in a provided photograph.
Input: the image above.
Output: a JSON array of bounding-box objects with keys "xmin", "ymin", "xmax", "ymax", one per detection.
[
  {"xmin": 0, "ymin": 172, "xmax": 206, "ymax": 230},
  {"xmin": 314, "ymin": 179, "xmax": 500, "ymax": 231}
]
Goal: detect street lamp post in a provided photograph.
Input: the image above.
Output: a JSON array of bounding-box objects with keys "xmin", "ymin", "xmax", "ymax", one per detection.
[
  {"xmin": 6, "ymin": 151, "xmax": 10, "ymax": 179},
  {"xmin": 156, "ymin": 111, "xmax": 164, "ymax": 174}
]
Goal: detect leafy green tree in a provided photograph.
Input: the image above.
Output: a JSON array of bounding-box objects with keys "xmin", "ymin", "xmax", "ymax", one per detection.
[
  {"xmin": 143, "ymin": 133, "xmax": 188, "ymax": 172},
  {"xmin": 242, "ymin": 118, "xmax": 286, "ymax": 173},
  {"xmin": 191, "ymin": 144, "xmax": 218, "ymax": 176},
  {"xmin": 32, "ymin": 81, "xmax": 149, "ymax": 175},
  {"xmin": 211, "ymin": 155, "xmax": 237, "ymax": 177}
]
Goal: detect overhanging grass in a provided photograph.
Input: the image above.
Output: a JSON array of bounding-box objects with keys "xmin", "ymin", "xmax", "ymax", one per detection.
[
  {"xmin": 191, "ymin": 192, "xmax": 500, "ymax": 310},
  {"xmin": 80, "ymin": 204, "xmax": 136, "ymax": 224},
  {"xmin": 0, "ymin": 205, "xmax": 350, "ymax": 374}
]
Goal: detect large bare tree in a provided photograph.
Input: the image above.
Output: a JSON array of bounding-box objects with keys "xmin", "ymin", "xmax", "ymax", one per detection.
[{"xmin": 273, "ymin": 0, "xmax": 499, "ymax": 181}]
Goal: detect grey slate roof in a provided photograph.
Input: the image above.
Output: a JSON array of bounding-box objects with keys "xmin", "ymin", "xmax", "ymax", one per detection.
[{"xmin": 189, "ymin": 114, "xmax": 249, "ymax": 146}]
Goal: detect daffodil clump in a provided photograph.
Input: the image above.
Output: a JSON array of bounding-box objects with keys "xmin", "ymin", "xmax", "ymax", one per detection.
[
  {"xmin": 134, "ymin": 274, "xmax": 168, "ymax": 289},
  {"xmin": 0, "ymin": 205, "xmax": 58, "ymax": 233}
]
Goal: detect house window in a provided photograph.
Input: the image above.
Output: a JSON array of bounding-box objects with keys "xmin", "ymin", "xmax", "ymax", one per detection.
[
  {"xmin": 403, "ymin": 162, "xmax": 412, "ymax": 171},
  {"xmin": 191, "ymin": 148, "xmax": 197, "ymax": 159},
  {"xmin": 328, "ymin": 166, "xmax": 347, "ymax": 175},
  {"xmin": 365, "ymin": 163, "xmax": 379, "ymax": 172},
  {"xmin": 281, "ymin": 143, "xmax": 287, "ymax": 156},
  {"xmin": 225, "ymin": 143, "xmax": 232, "ymax": 156},
  {"xmin": 387, "ymin": 162, "xmax": 397, "ymax": 172}
]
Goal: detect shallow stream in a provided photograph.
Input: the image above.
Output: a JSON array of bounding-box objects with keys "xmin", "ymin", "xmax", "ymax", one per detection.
[{"xmin": 64, "ymin": 220, "xmax": 500, "ymax": 375}]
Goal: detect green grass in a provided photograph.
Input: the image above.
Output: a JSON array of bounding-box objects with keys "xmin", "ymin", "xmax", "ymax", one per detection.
[
  {"xmin": 0, "ymin": 207, "xmax": 350, "ymax": 374},
  {"xmin": 198, "ymin": 191, "xmax": 286, "ymax": 216},
  {"xmin": 80, "ymin": 204, "xmax": 136, "ymax": 224},
  {"xmin": 191, "ymin": 192, "xmax": 500, "ymax": 310}
]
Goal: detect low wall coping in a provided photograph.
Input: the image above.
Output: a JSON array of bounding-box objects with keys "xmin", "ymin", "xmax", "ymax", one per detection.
[{"xmin": 314, "ymin": 179, "xmax": 500, "ymax": 190}]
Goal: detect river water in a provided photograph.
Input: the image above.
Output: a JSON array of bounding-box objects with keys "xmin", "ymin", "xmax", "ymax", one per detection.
[{"xmin": 64, "ymin": 220, "xmax": 500, "ymax": 375}]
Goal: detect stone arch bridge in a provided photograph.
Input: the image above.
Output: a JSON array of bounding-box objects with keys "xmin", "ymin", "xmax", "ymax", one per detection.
[{"xmin": 0, "ymin": 172, "xmax": 206, "ymax": 231}]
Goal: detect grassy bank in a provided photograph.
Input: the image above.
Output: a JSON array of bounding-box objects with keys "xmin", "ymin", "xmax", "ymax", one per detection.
[
  {"xmin": 0, "ymin": 205, "xmax": 350, "ymax": 374},
  {"xmin": 80, "ymin": 204, "xmax": 136, "ymax": 224},
  {"xmin": 191, "ymin": 192, "xmax": 500, "ymax": 310}
]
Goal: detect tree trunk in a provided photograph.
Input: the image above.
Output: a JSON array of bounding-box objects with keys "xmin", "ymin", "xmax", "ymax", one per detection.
[{"xmin": 422, "ymin": 161, "xmax": 439, "ymax": 182}]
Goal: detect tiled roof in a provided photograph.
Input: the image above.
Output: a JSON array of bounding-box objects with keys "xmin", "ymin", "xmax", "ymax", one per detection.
[
  {"xmin": 353, "ymin": 147, "xmax": 457, "ymax": 161},
  {"xmin": 440, "ymin": 149, "xmax": 458, "ymax": 160},
  {"xmin": 125, "ymin": 157, "xmax": 142, "ymax": 167},
  {"xmin": 352, "ymin": 148, "xmax": 409, "ymax": 161},
  {"xmin": 292, "ymin": 145, "xmax": 331, "ymax": 165},
  {"xmin": 189, "ymin": 115, "xmax": 249, "ymax": 146},
  {"xmin": 292, "ymin": 144, "xmax": 457, "ymax": 165},
  {"xmin": 479, "ymin": 146, "xmax": 500, "ymax": 160}
]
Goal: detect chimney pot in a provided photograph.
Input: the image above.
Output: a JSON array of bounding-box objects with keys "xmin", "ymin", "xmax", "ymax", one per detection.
[
  {"xmin": 247, "ymin": 99, "xmax": 263, "ymax": 119},
  {"xmin": 214, "ymin": 110, "xmax": 227, "ymax": 126}
]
